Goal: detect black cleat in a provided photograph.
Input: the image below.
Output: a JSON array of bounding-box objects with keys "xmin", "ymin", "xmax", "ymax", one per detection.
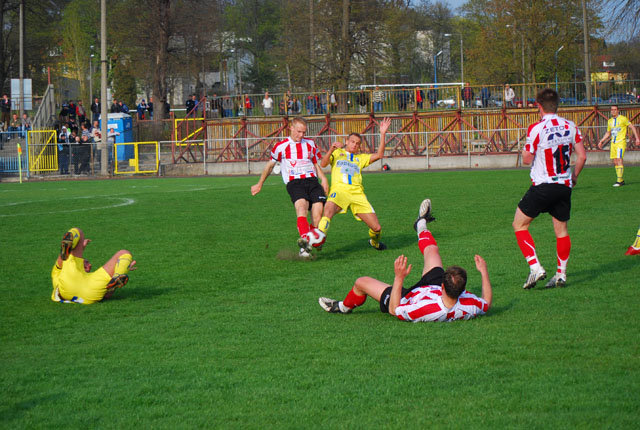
[
  {"xmin": 60, "ymin": 231, "xmax": 74, "ymax": 261},
  {"xmin": 318, "ymin": 297, "xmax": 351, "ymax": 314},
  {"xmin": 413, "ymin": 198, "xmax": 436, "ymax": 231},
  {"xmin": 369, "ymin": 239, "xmax": 387, "ymax": 250},
  {"xmin": 107, "ymin": 274, "xmax": 129, "ymax": 290}
]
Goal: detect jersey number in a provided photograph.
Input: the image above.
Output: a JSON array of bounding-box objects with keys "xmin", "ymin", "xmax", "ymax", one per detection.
[{"xmin": 552, "ymin": 144, "xmax": 570, "ymax": 174}]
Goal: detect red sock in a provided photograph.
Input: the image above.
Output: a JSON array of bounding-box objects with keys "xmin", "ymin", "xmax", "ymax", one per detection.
[
  {"xmin": 418, "ymin": 231, "xmax": 437, "ymax": 254},
  {"xmin": 556, "ymin": 235, "xmax": 571, "ymax": 273},
  {"xmin": 515, "ymin": 230, "xmax": 538, "ymax": 266},
  {"xmin": 343, "ymin": 288, "xmax": 366, "ymax": 308},
  {"xmin": 297, "ymin": 217, "xmax": 310, "ymax": 236}
]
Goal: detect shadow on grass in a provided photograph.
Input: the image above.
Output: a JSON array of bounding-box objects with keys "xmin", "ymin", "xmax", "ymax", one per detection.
[
  {"xmin": 569, "ymin": 254, "xmax": 639, "ymax": 285},
  {"xmin": 0, "ymin": 394, "xmax": 59, "ymax": 422},
  {"xmin": 106, "ymin": 284, "xmax": 171, "ymax": 301}
]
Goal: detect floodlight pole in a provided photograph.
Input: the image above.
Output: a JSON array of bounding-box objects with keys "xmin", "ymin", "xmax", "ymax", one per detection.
[
  {"xmin": 444, "ymin": 33, "xmax": 464, "ymax": 84},
  {"xmin": 100, "ymin": 0, "xmax": 108, "ymax": 176},
  {"xmin": 581, "ymin": 0, "xmax": 592, "ymax": 103},
  {"xmin": 555, "ymin": 45, "xmax": 564, "ymax": 91},
  {"xmin": 434, "ymin": 50, "xmax": 443, "ymax": 84}
]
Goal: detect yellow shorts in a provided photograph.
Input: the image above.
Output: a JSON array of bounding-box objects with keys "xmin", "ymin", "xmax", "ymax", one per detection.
[
  {"xmin": 51, "ymin": 256, "xmax": 112, "ymax": 304},
  {"xmin": 610, "ymin": 143, "xmax": 625, "ymax": 159},
  {"xmin": 328, "ymin": 187, "xmax": 375, "ymax": 221}
]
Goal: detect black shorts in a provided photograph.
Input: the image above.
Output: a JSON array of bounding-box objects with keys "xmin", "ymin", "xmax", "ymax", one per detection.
[
  {"xmin": 286, "ymin": 177, "xmax": 326, "ymax": 205},
  {"xmin": 518, "ymin": 183, "xmax": 572, "ymax": 222},
  {"xmin": 379, "ymin": 267, "xmax": 445, "ymax": 313}
]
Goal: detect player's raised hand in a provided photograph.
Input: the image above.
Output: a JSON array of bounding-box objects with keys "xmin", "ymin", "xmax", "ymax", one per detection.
[
  {"xmin": 331, "ymin": 141, "xmax": 344, "ymax": 150},
  {"xmin": 83, "ymin": 238, "xmax": 91, "ymax": 247},
  {"xmin": 128, "ymin": 260, "xmax": 138, "ymax": 271},
  {"xmin": 474, "ymin": 254, "xmax": 488, "ymax": 274},
  {"xmin": 379, "ymin": 117, "xmax": 392, "ymax": 134},
  {"xmin": 394, "ymin": 254, "xmax": 412, "ymax": 279}
]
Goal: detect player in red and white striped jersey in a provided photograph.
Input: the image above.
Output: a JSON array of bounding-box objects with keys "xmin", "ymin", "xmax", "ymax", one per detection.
[
  {"xmin": 513, "ymin": 88, "xmax": 587, "ymax": 289},
  {"xmin": 251, "ymin": 117, "xmax": 328, "ymax": 257},
  {"xmin": 319, "ymin": 198, "xmax": 492, "ymax": 322}
]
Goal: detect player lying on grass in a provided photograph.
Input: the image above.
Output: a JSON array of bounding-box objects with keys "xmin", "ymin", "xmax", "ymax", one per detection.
[
  {"xmin": 316, "ymin": 117, "xmax": 392, "ymax": 251},
  {"xmin": 51, "ymin": 228, "xmax": 136, "ymax": 304},
  {"xmin": 319, "ymin": 199, "xmax": 492, "ymax": 322}
]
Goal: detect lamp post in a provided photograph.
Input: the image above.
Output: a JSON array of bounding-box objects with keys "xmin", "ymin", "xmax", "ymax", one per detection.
[
  {"xmin": 444, "ymin": 33, "xmax": 463, "ymax": 84},
  {"xmin": 89, "ymin": 48, "xmax": 95, "ymax": 101},
  {"xmin": 434, "ymin": 50, "xmax": 443, "ymax": 84},
  {"xmin": 581, "ymin": 0, "xmax": 592, "ymax": 103},
  {"xmin": 554, "ymin": 45, "xmax": 564, "ymax": 91},
  {"xmin": 506, "ymin": 14, "xmax": 526, "ymax": 103}
]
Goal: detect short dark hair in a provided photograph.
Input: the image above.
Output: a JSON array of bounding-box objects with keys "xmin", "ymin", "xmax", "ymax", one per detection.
[
  {"xmin": 610, "ymin": 104, "xmax": 619, "ymax": 110},
  {"xmin": 443, "ymin": 266, "xmax": 467, "ymax": 299},
  {"xmin": 347, "ymin": 132, "xmax": 362, "ymax": 141},
  {"xmin": 536, "ymin": 88, "xmax": 559, "ymax": 113}
]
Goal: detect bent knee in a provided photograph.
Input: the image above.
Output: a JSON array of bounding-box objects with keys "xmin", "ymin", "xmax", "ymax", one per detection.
[{"xmin": 115, "ymin": 250, "xmax": 132, "ymax": 258}]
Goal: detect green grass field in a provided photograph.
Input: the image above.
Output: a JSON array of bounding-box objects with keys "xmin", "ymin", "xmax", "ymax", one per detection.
[{"xmin": 1, "ymin": 166, "xmax": 639, "ymax": 428}]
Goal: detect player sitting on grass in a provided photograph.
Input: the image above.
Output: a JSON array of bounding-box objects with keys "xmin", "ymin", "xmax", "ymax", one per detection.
[
  {"xmin": 319, "ymin": 199, "xmax": 492, "ymax": 322},
  {"xmin": 317, "ymin": 117, "xmax": 392, "ymax": 251},
  {"xmin": 51, "ymin": 228, "xmax": 136, "ymax": 304}
]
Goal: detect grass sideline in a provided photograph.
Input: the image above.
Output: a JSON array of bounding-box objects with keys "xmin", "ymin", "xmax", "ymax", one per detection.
[{"xmin": 1, "ymin": 166, "xmax": 639, "ymax": 428}]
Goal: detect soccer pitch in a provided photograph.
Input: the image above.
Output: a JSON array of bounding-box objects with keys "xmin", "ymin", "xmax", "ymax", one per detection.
[{"xmin": 1, "ymin": 166, "xmax": 639, "ymax": 428}]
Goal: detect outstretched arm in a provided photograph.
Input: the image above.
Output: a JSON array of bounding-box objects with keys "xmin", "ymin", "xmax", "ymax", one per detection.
[
  {"xmin": 572, "ymin": 141, "xmax": 587, "ymax": 185},
  {"xmin": 388, "ymin": 254, "xmax": 412, "ymax": 316},
  {"xmin": 474, "ymin": 255, "xmax": 492, "ymax": 309},
  {"xmin": 314, "ymin": 162, "xmax": 329, "ymax": 195},
  {"xmin": 251, "ymin": 160, "xmax": 276, "ymax": 195},
  {"xmin": 629, "ymin": 123, "xmax": 640, "ymax": 146},
  {"xmin": 369, "ymin": 117, "xmax": 392, "ymax": 163},
  {"xmin": 320, "ymin": 141, "xmax": 342, "ymax": 168}
]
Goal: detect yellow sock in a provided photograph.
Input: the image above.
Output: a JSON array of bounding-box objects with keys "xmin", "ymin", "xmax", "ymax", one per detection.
[
  {"xmin": 633, "ymin": 227, "xmax": 640, "ymax": 248},
  {"xmin": 318, "ymin": 216, "xmax": 331, "ymax": 233},
  {"xmin": 615, "ymin": 165, "xmax": 624, "ymax": 182},
  {"xmin": 368, "ymin": 228, "xmax": 381, "ymax": 245},
  {"xmin": 114, "ymin": 253, "xmax": 133, "ymax": 277}
]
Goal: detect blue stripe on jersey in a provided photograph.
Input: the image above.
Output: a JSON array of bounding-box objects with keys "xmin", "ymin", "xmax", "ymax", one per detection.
[{"xmin": 350, "ymin": 153, "xmax": 354, "ymax": 161}]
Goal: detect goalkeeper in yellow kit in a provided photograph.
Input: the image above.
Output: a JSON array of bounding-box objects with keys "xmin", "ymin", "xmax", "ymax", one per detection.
[
  {"xmin": 597, "ymin": 104, "xmax": 640, "ymax": 187},
  {"xmin": 317, "ymin": 117, "xmax": 392, "ymax": 250},
  {"xmin": 51, "ymin": 227, "xmax": 136, "ymax": 304}
]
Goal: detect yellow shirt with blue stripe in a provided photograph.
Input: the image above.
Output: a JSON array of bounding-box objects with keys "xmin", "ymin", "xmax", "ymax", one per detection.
[
  {"xmin": 608, "ymin": 115, "xmax": 630, "ymax": 146},
  {"xmin": 329, "ymin": 149, "xmax": 372, "ymax": 191}
]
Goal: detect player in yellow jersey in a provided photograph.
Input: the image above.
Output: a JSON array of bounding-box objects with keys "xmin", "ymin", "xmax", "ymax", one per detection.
[
  {"xmin": 51, "ymin": 227, "xmax": 136, "ymax": 304},
  {"xmin": 626, "ymin": 225, "xmax": 640, "ymax": 256},
  {"xmin": 598, "ymin": 105, "xmax": 640, "ymax": 187},
  {"xmin": 317, "ymin": 117, "xmax": 392, "ymax": 250}
]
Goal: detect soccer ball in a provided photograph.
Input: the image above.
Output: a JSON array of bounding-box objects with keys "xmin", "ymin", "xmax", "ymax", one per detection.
[{"xmin": 307, "ymin": 228, "xmax": 326, "ymax": 248}]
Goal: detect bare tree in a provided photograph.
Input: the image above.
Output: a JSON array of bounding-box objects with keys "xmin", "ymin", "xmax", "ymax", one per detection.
[{"xmin": 603, "ymin": 0, "xmax": 639, "ymax": 38}]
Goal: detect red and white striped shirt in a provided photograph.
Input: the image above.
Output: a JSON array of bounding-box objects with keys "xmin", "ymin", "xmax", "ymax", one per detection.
[
  {"xmin": 395, "ymin": 285, "xmax": 488, "ymax": 322},
  {"xmin": 271, "ymin": 137, "xmax": 321, "ymax": 184},
  {"xmin": 525, "ymin": 113, "xmax": 582, "ymax": 187}
]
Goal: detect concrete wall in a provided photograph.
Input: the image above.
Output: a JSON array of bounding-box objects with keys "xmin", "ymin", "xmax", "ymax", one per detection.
[{"xmin": 162, "ymin": 150, "xmax": 640, "ymax": 177}]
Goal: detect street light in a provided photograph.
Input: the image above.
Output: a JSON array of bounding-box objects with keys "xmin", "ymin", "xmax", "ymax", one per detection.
[
  {"xmin": 444, "ymin": 33, "xmax": 463, "ymax": 84},
  {"xmin": 555, "ymin": 45, "xmax": 564, "ymax": 91},
  {"xmin": 434, "ymin": 50, "xmax": 443, "ymax": 84},
  {"xmin": 506, "ymin": 23, "xmax": 526, "ymax": 103}
]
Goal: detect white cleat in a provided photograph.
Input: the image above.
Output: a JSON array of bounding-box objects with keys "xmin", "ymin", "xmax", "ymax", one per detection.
[
  {"xmin": 544, "ymin": 273, "xmax": 566, "ymax": 288},
  {"xmin": 297, "ymin": 235, "xmax": 313, "ymax": 253},
  {"xmin": 523, "ymin": 266, "xmax": 546, "ymax": 289},
  {"xmin": 413, "ymin": 198, "xmax": 436, "ymax": 231},
  {"xmin": 299, "ymin": 248, "xmax": 312, "ymax": 259}
]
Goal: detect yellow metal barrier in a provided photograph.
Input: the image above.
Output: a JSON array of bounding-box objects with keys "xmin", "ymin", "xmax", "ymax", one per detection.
[
  {"xmin": 27, "ymin": 130, "xmax": 58, "ymax": 173},
  {"xmin": 114, "ymin": 141, "xmax": 159, "ymax": 174},
  {"xmin": 173, "ymin": 117, "xmax": 205, "ymax": 146}
]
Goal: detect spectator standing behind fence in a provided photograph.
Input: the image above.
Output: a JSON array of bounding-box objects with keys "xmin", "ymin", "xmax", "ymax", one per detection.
[
  {"xmin": 357, "ymin": 90, "xmax": 369, "ymax": 113},
  {"xmin": 9, "ymin": 113, "xmax": 20, "ymax": 138},
  {"xmin": 320, "ymin": 91, "xmax": 328, "ymax": 114},
  {"xmin": 222, "ymin": 96, "xmax": 233, "ymax": 118},
  {"xmin": 58, "ymin": 126, "xmax": 70, "ymax": 175},
  {"xmin": 480, "ymin": 86, "xmax": 491, "ymax": 108},
  {"xmin": 504, "ymin": 84, "xmax": 515, "ymax": 108},
  {"xmin": 372, "ymin": 86, "xmax": 384, "ymax": 112},
  {"xmin": 21, "ymin": 113, "xmax": 31, "ymax": 137},
  {"xmin": 147, "ymin": 97, "xmax": 154, "ymax": 120},
  {"xmin": 330, "ymin": 91, "xmax": 337, "ymax": 113},
  {"xmin": 244, "ymin": 95, "xmax": 253, "ymax": 116},
  {"xmin": 211, "ymin": 94, "xmax": 223, "ymax": 118},
  {"xmin": 1, "ymin": 94, "xmax": 11, "ymax": 131},
  {"xmin": 118, "ymin": 100, "xmax": 130, "ymax": 114},
  {"xmin": 306, "ymin": 95, "xmax": 316, "ymax": 115},
  {"xmin": 462, "ymin": 83, "xmax": 474, "ymax": 108},
  {"xmin": 415, "ymin": 87, "xmax": 424, "ymax": 110},
  {"xmin": 427, "ymin": 86, "xmax": 437, "ymax": 109},
  {"xmin": 110, "ymin": 99, "xmax": 120, "ymax": 113},
  {"xmin": 136, "ymin": 99, "xmax": 148, "ymax": 120},
  {"xmin": 90, "ymin": 120, "xmax": 101, "ymax": 144},
  {"xmin": 262, "ymin": 91, "xmax": 274, "ymax": 116},
  {"xmin": 59, "ymin": 101, "xmax": 69, "ymax": 124},
  {"xmin": 397, "ymin": 87, "xmax": 409, "ymax": 111},
  {"xmin": 76, "ymin": 100, "xmax": 87, "ymax": 124},
  {"xmin": 186, "ymin": 94, "xmax": 197, "ymax": 117},
  {"xmin": 91, "ymin": 97, "xmax": 100, "ymax": 123},
  {"xmin": 68, "ymin": 100, "xmax": 77, "ymax": 122}
]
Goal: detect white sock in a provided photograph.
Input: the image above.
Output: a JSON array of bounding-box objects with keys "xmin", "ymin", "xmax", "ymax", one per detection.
[
  {"xmin": 416, "ymin": 218, "xmax": 427, "ymax": 233},
  {"xmin": 338, "ymin": 301, "xmax": 352, "ymax": 313}
]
